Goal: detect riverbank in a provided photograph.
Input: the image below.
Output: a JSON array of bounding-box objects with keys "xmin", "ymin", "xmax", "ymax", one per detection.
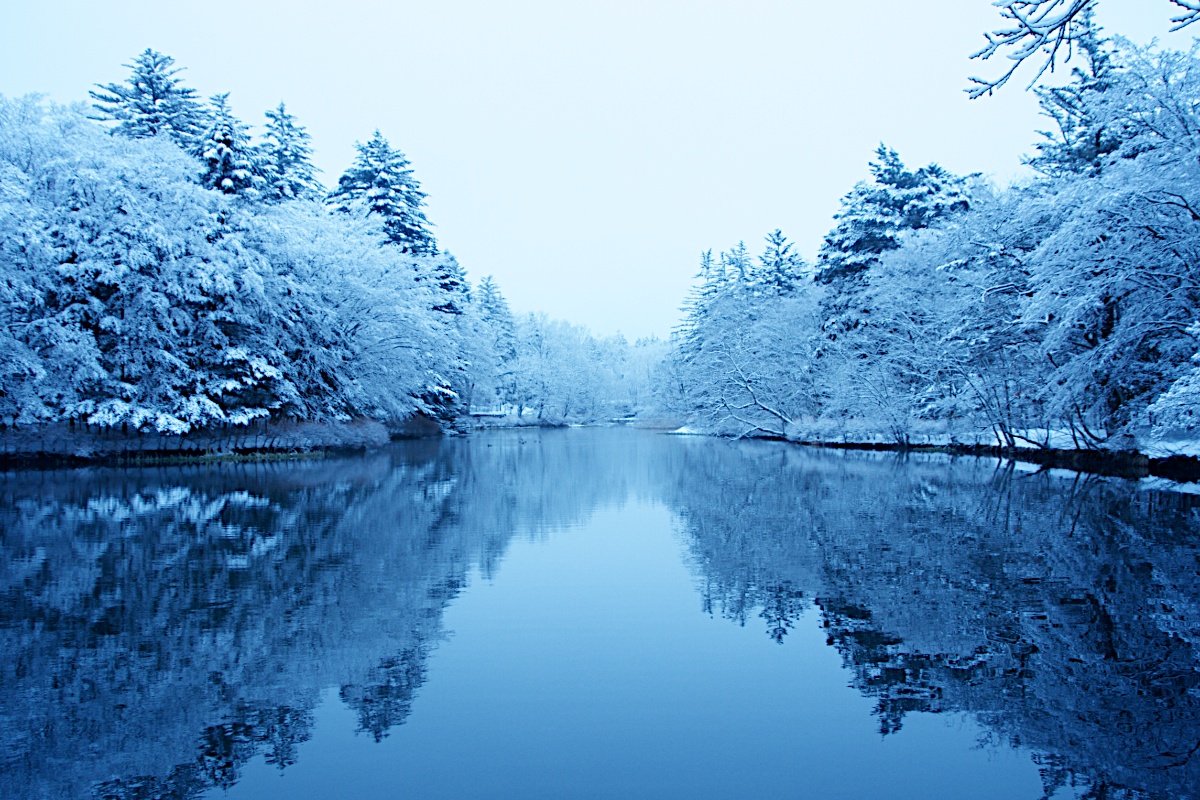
[
  {"xmin": 9, "ymin": 417, "xmax": 1198, "ymax": 484},
  {"xmin": 0, "ymin": 417, "xmax": 429, "ymax": 470},
  {"xmin": 794, "ymin": 440, "xmax": 1200, "ymax": 483}
]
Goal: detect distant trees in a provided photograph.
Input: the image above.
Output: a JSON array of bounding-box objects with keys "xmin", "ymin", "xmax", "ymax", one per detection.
[{"xmin": 502, "ymin": 315, "xmax": 658, "ymax": 423}]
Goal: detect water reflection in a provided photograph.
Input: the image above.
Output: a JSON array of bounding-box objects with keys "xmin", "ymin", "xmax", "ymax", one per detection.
[
  {"xmin": 1, "ymin": 430, "xmax": 1198, "ymax": 799},
  {"xmin": 668, "ymin": 439, "xmax": 1200, "ymax": 799}
]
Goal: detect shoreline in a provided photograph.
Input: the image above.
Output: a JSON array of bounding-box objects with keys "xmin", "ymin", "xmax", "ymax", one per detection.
[
  {"xmin": 792, "ymin": 440, "xmax": 1200, "ymax": 483},
  {"xmin": 5, "ymin": 421, "xmax": 1200, "ymax": 484}
]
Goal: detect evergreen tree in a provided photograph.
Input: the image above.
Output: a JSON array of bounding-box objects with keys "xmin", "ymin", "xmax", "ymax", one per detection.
[
  {"xmin": 477, "ymin": 275, "xmax": 517, "ymax": 365},
  {"xmin": 463, "ymin": 275, "xmax": 518, "ymax": 410},
  {"xmin": 261, "ymin": 102, "xmax": 321, "ymax": 201},
  {"xmin": 327, "ymin": 131, "xmax": 436, "ymax": 253},
  {"xmin": 194, "ymin": 94, "xmax": 263, "ymax": 198},
  {"xmin": 756, "ymin": 229, "xmax": 805, "ymax": 296},
  {"xmin": 816, "ymin": 145, "xmax": 969, "ymax": 334},
  {"xmin": 677, "ymin": 249, "xmax": 725, "ymax": 346},
  {"xmin": 428, "ymin": 253, "xmax": 467, "ymax": 314},
  {"xmin": 720, "ymin": 241, "xmax": 753, "ymax": 291},
  {"xmin": 1026, "ymin": 11, "xmax": 1125, "ymax": 177},
  {"xmin": 89, "ymin": 49, "xmax": 206, "ymax": 148},
  {"xmin": 818, "ymin": 146, "xmax": 969, "ymax": 287}
]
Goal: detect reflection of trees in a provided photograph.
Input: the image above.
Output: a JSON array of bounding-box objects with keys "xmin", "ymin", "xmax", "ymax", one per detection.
[
  {"xmin": 662, "ymin": 440, "xmax": 1200, "ymax": 800},
  {"xmin": 6, "ymin": 429, "xmax": 1198, "ymax": 800},
  {"xmin": 0, "ymin": 428, "xmax": 649, "ymax": 800}
]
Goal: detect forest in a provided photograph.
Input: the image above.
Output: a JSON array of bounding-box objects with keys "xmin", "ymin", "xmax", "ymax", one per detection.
[
  {"xmin": 3, "ymin": 4, "xmax": 1200, "ymax": 458},
  {"xmin": 666, "ymin": 14, "xmax": 1200, "ymax": 456},
  {"xmin": 0, "ymin": 51, "xmax": 661, "ymax": 446}
]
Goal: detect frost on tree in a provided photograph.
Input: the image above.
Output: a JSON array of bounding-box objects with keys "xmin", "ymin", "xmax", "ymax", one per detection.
[
  {"xmin": 89, "ymin": 49, "xmax": 207, "ymax": 148},
  {"xmin": 328, "ymin": 131, "xmax": 437, "ymax": 254}
]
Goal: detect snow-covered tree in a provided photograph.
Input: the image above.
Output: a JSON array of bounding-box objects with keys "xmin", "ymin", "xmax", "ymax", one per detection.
[
  {"xmin": 1026, "ymin": 13, "xmax": 1128, "ymax": 177},
  {"xmin": 817, "ymin": 146, "xmax": 969, "ymax": 289},
  {"xmin": 194, "ymin": 93, "xmax": 263, "ymax": 198},
  {"xmin": 461, "ymin": 275, "xmax": 517, "ymax": 410},
  {"xmin": 755, "ymin": 229, "xmax": 806, "ymax": 296},
  {"xmin": 968, "ymin": 0, "xmax": 1200, "ymax": 98},
  {"xmin": 261, "ymin": 102, "xmax": 322, "ymax": 201},
  {"xmin": 816, "ymin": 146, "xmax": 970, "ymax": 337},
  {"xmin": 0, "ymin": 97, "xmax": 460, "ymax": 434},
  {"xmin": 427, "ymin": 252, "xmax": 468, "ymax": 314},
  {"xmin": 89, "ymin": 49, "xmax": 207, "ymax": 148},
  {"xmin": 327, "ymin": 131, "xmax": 436, "ymax": 253},
  {"xmin": 507, "ymin": 315, "xmax": 635, "ymax": 422}
]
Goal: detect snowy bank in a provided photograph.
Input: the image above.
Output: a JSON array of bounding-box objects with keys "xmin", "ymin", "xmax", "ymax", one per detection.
[{"xmin": 0, "ymin": 418, "xmax": 394, "ymax": 466}]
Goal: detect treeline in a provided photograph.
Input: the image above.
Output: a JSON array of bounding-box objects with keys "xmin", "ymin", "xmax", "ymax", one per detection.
[
  {"xmin": 663, "ymin": 31, "xmax": 1200, "ymax": 453},
  {"xmin": 0, "ymin": 49, "xmax": 653, "ymax": 438}
]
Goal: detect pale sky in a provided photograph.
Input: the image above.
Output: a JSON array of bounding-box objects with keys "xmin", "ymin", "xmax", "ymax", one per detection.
[{"xmin": 3, "ymin": 1, "xmax": 1192, "ymax": 340}]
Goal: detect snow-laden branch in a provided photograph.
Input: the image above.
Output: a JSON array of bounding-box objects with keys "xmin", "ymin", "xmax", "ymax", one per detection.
[
  {"xmin": 968, "ymin": 0, "xmax": 1095, "ymax": 98},
  {"xmin": 968, "ymin": 0, "xmax": 1200, "ymax": 98},
  {"xmin": 1171, "ymin": 0, "xmax": 1200, "ymax": 30}
]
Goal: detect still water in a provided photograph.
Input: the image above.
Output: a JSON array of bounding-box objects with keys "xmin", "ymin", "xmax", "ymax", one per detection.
[{"xmin": 2, "ymin": 428, "xmax": 1198, "ymax": 799}]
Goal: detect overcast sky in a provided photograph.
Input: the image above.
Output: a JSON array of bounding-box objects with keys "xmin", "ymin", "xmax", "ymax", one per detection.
[{"xmin": 3, "ymin": 1, "xmax": 1191, "ymax": 339}]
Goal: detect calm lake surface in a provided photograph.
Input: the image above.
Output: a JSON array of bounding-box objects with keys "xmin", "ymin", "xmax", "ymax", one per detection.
[{"xmin": 3, "ymin": 428, "xmax": 1199, "ymax": 799}]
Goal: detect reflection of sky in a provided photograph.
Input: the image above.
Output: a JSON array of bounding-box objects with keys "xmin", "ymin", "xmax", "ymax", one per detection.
[
  {"xmin": 214, "ymin": 503, "xmax": 1058, "ymax": 800},
  {"xmin": 4, "ymin": 2, "xmax": 1191, "ymax": 340}
]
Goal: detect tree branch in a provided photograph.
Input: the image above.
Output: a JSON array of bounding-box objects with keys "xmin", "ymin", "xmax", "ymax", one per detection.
[{"xmin": 968, "ymin": 0, "xmax": 1200, "ymax": 99}]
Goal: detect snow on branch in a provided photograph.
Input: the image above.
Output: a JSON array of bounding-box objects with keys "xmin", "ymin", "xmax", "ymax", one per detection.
[
  {"xmin": 968, "ymin": 0, "xmax": 1097, "ymax": 99},
  {"xmin": 1172, "ymin": 0, "xmax": 1200, "ymax": 30},
  {"xmin": 968, "ymin": 0, "xmax": 1200, "ymax": 99}
]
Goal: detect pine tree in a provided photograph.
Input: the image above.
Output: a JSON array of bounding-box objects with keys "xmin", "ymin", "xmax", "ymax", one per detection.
[
  {"xmin": 473, "ymin": 275, "xmax": 518, "ymax": 408},
  {"xmin": 816, "ymin": 146, "xmax": 969, "ymax": 336},
  {"xmin": 1027, "ymin": 12, "xmax": 1124, "ymax": 177},
  {"xmin": 428, "ymin": 253, "xmax": 467, "ymax": 315},
  {"xmin": 756, "ymin": 229, "xmax": 805, "ymax": 296},
  {"xmin": 327, "ymin": 131, "xmax": 436, "ymax": 253},
  {"xmin": 477, "ymin": 276, "xmax": 517, "ymax": 364},
  {"xmin": 261, "ymin": 102, "xmax": 322, "ymax": 201},
  {"xmin": 720, "ymin": 241, "xmax": 753, "ymax": 291},
  {"xmin": 89, "ymin": 49, "xmax": 207, "ymax": 148},
  {"xmin": 194, "ymin": 94, "xmax": 263, "ymax": 198},
  {"xmin": 817, "ymin": 145, "xmax": 968, "ymax": 287},
  {"xmin": 677, "ymin": 249, "xmax": 725, "ymax": 343}
]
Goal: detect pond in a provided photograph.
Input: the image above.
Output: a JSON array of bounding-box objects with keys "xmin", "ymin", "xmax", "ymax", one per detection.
[{"xmin": 2, "ymin": 428, "xmax": 1198, "ymax": 799}]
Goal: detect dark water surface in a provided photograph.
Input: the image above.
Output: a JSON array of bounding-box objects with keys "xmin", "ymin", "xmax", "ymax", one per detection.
[{"xmin": 3, "ymin": 428, "xmax": 1199, "ymax": 799}]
